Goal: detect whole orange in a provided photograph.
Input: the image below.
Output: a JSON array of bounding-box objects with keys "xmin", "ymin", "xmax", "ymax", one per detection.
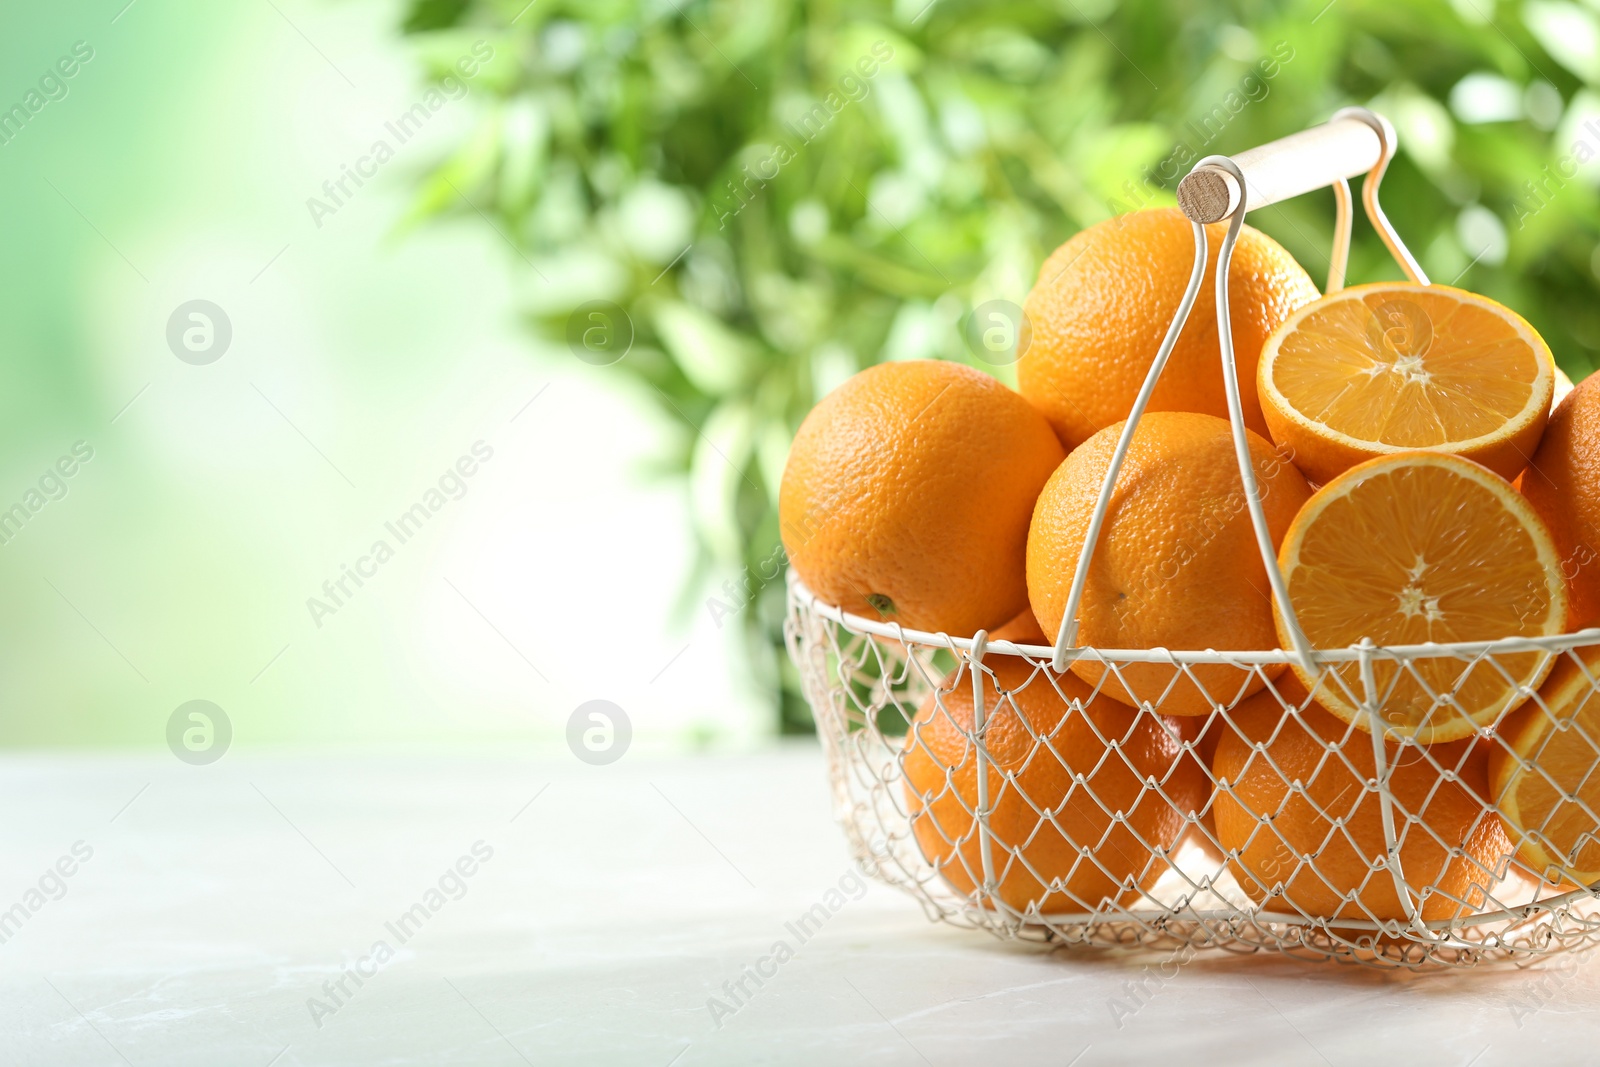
[
  {"xmin": 1026, "ymin": 411, "xmax": 1311, "ymax": 714},
  {"xmin": 991, "ymin": 607, "xmax": 1051, "ymax": 646},
  {"xmin": 1178, "ymin": 713, "xmax": 1225, "ymax": 858},
  {"xmin": 902, "ymin": 657, "xmax": 1206, "ymax": 912},
  {"xmin": 1019, "ymin": 207, "xmax": 1319, "ymax": 451},
  {"xmin": 1213, "ymin": 676, "xmax": 1513, "ymax": 923},
  {"xmin": 1521, "ymin": 373, "xmax": 1600, "ymax": 629},
  {"xmin": 780, "ymin": 360, "xmax": 1064, "ymax": 635}
]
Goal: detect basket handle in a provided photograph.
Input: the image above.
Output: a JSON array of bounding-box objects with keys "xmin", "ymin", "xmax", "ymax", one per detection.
[
  {"xmin": 1179, "ymin": 107, "xmax": 1429, "ymax": 284},
  {"xmin": 1177, "ymin": 114, "xmax": 1382, "ymax": 224},
  {"xmin": 1051, "ymin": 108, "xmax": 1427, "ymax": 680}
]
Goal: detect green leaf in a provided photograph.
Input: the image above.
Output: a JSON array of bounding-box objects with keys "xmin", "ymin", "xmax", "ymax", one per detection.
[
  {"xmin": 689, "ymin": 399, "xmax": 756, "ymax": 565},
  {"xmin": 651, "ymin": 299, "xmax": 759, "ymax": 396},
  {"xmin": 402, "ymin": 0, "xmax": 469, "ymax": 33},
  {"xmin": 1525, "ymin": 1, "xmax": 1600, "ymax": 83},
  {"xmin": 399, "ymin": 108, "xmax": 504, "ymax": 232}
]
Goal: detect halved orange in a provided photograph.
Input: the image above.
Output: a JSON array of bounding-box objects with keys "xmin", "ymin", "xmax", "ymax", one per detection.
[
  {"xmin": 1259, "ymin": 283, "xmax": 1554, "ymax": 484},
  {"xmin": 1491, "ymin": 646, "xmax": 1600, "ymax": 886},
  {"xmin": 1275, "ymin": 451, "xmax": 1566, "ymax": 743}
]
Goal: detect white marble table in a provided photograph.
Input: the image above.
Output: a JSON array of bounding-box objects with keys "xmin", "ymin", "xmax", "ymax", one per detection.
[{"xmin": 2, "ymin": 743, "xmax": 1597, "ymax": 1065}]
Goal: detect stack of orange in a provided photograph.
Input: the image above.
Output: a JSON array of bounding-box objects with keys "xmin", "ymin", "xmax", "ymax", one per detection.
[
  {"xmin": 779, "ymin": 205, "xmax": 1600, "ymax": 919},
  {"xmin": 901, "ymin": 659, "xmax": 1206, "ymax": 913}
]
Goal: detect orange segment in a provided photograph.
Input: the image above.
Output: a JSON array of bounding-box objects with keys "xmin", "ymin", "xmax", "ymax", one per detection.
[
  {"xmin": 1492, "ymin": 647, "xmax": 1600, "ymax": 886},
  {"xmin": 1276, "ymin": 452, "xmax": 1566, "ymax": 742},
  {"xmin": 1259, "ymin": 283, "xmax": 1554, "ymax": 484}
]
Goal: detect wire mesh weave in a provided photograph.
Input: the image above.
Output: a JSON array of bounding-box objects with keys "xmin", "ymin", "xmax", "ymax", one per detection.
[{"xmin": 787, "ymin": 578, "xmax": 1600, "ymax": 968}]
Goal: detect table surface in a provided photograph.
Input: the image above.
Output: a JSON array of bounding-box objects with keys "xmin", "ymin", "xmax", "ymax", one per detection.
[{"xmin": 2, "ymin": 742, "xmax": 1597, "ymax": 1066}]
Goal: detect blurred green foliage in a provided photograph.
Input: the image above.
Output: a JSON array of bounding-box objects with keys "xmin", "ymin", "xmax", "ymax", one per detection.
[{"xmin": 401, "ymin": 0, "xmax": 1600, "ymax": 732}]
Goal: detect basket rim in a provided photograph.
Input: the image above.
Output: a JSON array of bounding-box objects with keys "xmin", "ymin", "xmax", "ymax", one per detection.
[
  {"xmin": 787, "ymin": 574, "xmax": 1600, "ymax": 665},
  {"xmin": 935, "ymin": 888, "xmax": 1600, "ymax": 934}
]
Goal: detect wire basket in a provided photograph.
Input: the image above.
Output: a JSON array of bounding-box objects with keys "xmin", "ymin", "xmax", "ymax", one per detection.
[{"xmin": 783, "ymin": 109, "xmax": 1600, "ymax": 969}]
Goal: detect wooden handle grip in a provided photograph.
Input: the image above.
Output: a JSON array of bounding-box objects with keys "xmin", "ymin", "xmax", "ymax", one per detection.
[{"xmin": 1176, "ymin": 116, "xmax": 1385, "ymax": 224}]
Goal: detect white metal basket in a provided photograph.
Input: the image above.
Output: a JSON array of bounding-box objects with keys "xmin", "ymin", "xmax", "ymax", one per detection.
[{"xmin": 784, "ymin": 109, "xmax": 1600, "ymax": 968}]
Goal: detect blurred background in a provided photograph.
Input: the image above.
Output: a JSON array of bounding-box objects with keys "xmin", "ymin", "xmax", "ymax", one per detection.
[{"xmin": 5, "ymin": 0, "xmax": 1598, "ymax": 747}]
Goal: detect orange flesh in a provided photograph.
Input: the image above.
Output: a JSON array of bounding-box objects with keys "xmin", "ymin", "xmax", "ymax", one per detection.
[{"xmin": 1283, "ymin": 456, "xmax": 1562, "ymax": 739}]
